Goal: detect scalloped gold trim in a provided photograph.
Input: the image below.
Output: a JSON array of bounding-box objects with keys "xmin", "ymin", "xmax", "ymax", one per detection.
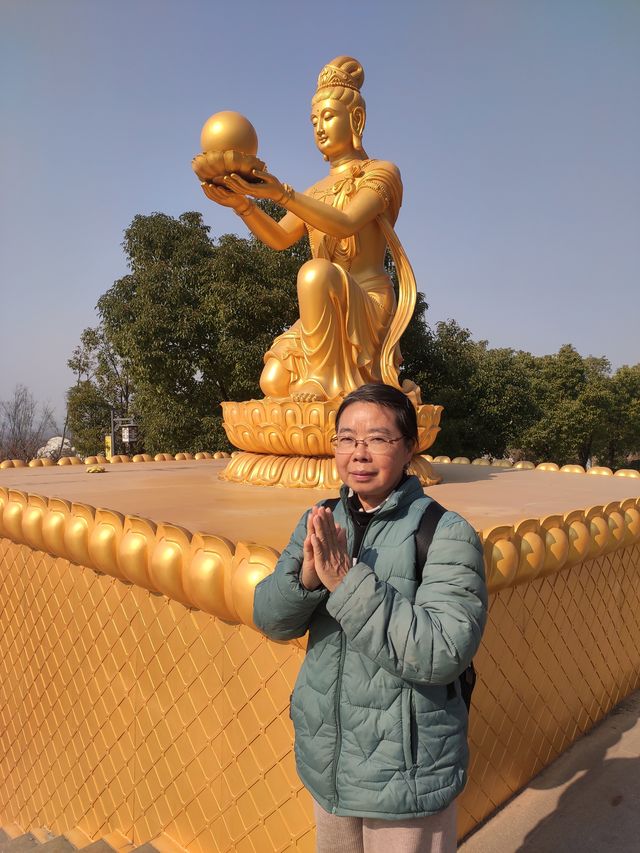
[
  {"xmin": 0, "ymin": 486, "xmax": 277, "ymax": 629},
  {"xmin": 220, "ymin": 451, "xmax": 443, "ymax": 488},
  {"xmin": 1, "ymin": 485, "xmax": 638, "ymax": 629},
  {"xmin": 481, "ymin": 498, "xmax": 640, "ymax": 592},
  {"xmin": 2, "ymin": 450, "xmax": 637, "ymax": 479},
  {"xmin": 0, "ymin": 459, "xmax": 27, "ymax": 469},
  {"xmin": 0, "ymin": 452, "xmax": 233, "ymax": 468}
]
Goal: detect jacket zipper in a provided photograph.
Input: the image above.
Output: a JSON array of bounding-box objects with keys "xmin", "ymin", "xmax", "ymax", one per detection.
[
  {"xmin": 410, "ymin": 689, "xmax": 418, "ymax": 766},
  {"xmin": 331, "ymin": 630, "xmax": 346, "ymax": 813},
  {"xmin": 331, "ymin": 509, "xmax": 376, "ymax": 813}
]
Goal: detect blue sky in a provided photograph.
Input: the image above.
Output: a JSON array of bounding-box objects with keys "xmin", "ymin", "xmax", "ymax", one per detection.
[{"xmin": 1, "ymin": 0, "xmax": 639, "ymax": 425}]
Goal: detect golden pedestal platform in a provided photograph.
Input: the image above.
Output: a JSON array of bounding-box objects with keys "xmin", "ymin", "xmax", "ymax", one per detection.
[
  {"xmin": 220, "ymin": 398, "xmax": 444, "ymax": 488},
  {"xmin": 1, "ymin": 461, "xmax": 640, "ymax": 850}
]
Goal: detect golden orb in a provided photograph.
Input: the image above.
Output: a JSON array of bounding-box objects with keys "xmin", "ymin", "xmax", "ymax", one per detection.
[{"xmin": 200, "ymin": 111, "xmax": 258, "ymax": 156}]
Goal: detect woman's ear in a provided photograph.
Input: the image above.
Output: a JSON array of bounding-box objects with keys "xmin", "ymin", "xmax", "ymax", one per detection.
[{"xmin": 403, "ymin": 439, "xmax": 417, "ymax": 472}]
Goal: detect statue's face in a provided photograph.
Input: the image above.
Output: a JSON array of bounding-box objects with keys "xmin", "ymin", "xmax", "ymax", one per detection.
[{"xmin": 311, "ymin": 98, "xmax": 353, "ymax": 158}]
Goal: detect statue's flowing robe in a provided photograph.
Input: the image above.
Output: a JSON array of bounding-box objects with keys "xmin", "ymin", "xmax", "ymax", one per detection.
[{"xmin": 265, "ymin": 159, "xmax": 416, "ymax": 400}]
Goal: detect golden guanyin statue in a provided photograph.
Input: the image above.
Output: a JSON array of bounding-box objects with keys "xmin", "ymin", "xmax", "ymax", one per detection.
[
  {"xmin": 194, "ymin": 55, "xmax": 420, "ymax": 404},
  {"xmin": 192, "ymin": 56, "xmax": 442, "ymax": 487}
]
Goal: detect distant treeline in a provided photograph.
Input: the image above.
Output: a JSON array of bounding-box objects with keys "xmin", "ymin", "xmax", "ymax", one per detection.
[{"xmin": 63, "ymin": 208, "xmax": 640, "ymax": 469}]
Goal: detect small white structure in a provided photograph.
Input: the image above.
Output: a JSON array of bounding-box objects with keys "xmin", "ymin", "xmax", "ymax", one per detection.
[{"xmin": 37, "ymin": 436, "xmax": 76, "ymax": 459}]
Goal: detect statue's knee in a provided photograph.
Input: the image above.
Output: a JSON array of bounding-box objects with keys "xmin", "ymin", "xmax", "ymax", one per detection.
[
  {"xmin": 297, "ymin": 259, "xmax": 340, "ymax": 298},
  {"xmin": 260, "ymin": 358, "xmax": 289, "ymax": 397}
]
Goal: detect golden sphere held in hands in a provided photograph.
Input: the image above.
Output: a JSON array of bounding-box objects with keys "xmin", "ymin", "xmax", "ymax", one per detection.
[{"xmin": 200, "ymin": 111, "xmax": 258, "ymax": 156}]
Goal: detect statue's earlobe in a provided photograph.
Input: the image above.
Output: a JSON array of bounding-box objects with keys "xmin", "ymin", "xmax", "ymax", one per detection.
[{"xmin": 350, "ymin": 106, "xmax": 365, "ymax": 152}]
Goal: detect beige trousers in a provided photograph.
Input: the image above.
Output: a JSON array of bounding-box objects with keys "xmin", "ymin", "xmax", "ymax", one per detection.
[{"xmin": 313, "ymin": 800, "xmax": 457, "ymax": 853}]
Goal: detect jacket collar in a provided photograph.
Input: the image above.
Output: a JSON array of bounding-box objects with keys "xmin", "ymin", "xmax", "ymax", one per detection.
[{"xmin": 339, "ymin": 474, "xmax": 425, "ymax": 518}]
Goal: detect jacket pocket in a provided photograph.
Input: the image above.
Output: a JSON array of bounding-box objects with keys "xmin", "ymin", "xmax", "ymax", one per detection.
[{"xmin": 401, "ymin": 688, "xmax": 417, "ymax": 769}]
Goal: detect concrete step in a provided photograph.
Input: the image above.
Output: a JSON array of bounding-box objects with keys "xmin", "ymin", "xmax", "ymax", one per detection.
[
  {"xmin": 31, "ymin": 839, "xmax": 74, "ymax": 853},
  {"xmin": 29, "ymin": 833, "xmax": 55, "ymax": 846},
  {"xmin": 96, "ymin": 834, "xmax": 133, "ymax": 853},
  {"xmin": 61, "ymin": 832, "xmax": 92, "ymax": 851},
  {"xmin": 0, "ymin": 832, "xmax": 49, "ymax": 852},
  {"xmin": 0, "ymin": 833, "xmax": 42, "ymax": 852},
  {"xmin": 0, "ymin": 827, "xmax": 183, "ymax": 853},
  {"xmin": 0, "ymin": 827, "xmax": 23, "ymax": 846}
]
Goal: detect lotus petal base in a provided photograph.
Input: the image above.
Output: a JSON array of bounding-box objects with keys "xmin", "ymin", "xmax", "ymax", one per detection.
[
  {"xmin": 221, "ymin": 398, "xmax": 443, "ymax": 455},
  {"xmin": 220, "ymin": 451, "xmax": 442, "ymax": 489},
  {"xmin": 220, "ymin": 397, "xmax": 443, "ymax": 487}
]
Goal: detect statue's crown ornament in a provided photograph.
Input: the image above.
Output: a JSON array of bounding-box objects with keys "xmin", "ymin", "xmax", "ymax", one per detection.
[{"xmin": 316, "ymin": 64, "xmax": 361, "ymax": 94}]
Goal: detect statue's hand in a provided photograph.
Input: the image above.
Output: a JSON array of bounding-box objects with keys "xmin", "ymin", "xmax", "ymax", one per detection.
[
  {"xmin": 224, "ymin": 169, "xmax": 285, "ymax": 201},
  {"xmin": 200, "ymin": 181, "xmax": 246, "ymax": 210},
  {"xmin": 192, "ymin": 152, "xmax": 222, "ymax": 182}
]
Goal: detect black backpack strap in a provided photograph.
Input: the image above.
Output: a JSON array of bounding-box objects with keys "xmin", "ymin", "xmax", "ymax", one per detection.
[
  {"xmin": 415, "ymin": 499, "xmax": 447, "ymax": 576},
  {"xmin": 459, "ymin": 663, "xmax": 477, "ymax": 711},
  {"xmin": 415, "ymin": 499, "xmax": 476, "ymax": 712}
]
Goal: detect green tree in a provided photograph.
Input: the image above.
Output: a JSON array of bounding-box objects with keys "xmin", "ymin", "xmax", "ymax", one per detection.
[
  {"xmin": 73, "ymin": 206, "xmax": 639, "ymax": 468},
  {"xmin": 68, "ymin": 326, "xmax": 133, "ymax": 412},
  {"xmin": 98, "ymin": 211, "xmax": 222, "ymax": 452},
  {"xmin": 96, "ymin": 207, "xmax": 308, "ymax": 454},
  {"xmin": 415, "ymin": 320, "xmax": 483, "ymax": 458},
  {"xmin": 66, "ymin": 382, "xmax": 112, "ymax": 457},
  {"xmin": 469, "ymin": 347, "xmax": 539, "ymax": 459},
  {"xmin": 593, "ymin": 364, "xmax": 640, "ymax": 469},
  {"xmin": 520, "ymin": 346, "xmax": 612, "ymax": 466},
  {"xmin": 412, "ymin": 333, "xmax": 540, "ymax": 460},
  {"xmin": 66, "ymin": 326, "xmax": 132, "ymax": 456}
]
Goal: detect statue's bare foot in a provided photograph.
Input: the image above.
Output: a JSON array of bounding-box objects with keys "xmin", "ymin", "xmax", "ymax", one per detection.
[{"xmin": 290, "ymin": 380, "xmax": 327, "ymax": 403}]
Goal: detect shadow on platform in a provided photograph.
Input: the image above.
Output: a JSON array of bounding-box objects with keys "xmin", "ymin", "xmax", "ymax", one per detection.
[{"xmin": 460, "ymin": 691, "xmax": 640, "ymax": 853}]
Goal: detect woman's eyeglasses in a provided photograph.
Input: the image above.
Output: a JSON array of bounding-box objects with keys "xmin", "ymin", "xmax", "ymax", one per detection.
[{"xmin": 331, "ymin": 435, "xmax": 406, "ymax": 454}]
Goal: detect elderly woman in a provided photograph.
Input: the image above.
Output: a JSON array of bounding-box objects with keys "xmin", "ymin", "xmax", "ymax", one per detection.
[{"xmin": 254, "ymin": 384, "xmax": 488, "ymax": 853}]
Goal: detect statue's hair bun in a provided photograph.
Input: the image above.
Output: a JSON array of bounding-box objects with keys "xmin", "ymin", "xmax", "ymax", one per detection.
[{"xmin": 326, "ymin": 56, "xmax": 364, "ymax": 91}]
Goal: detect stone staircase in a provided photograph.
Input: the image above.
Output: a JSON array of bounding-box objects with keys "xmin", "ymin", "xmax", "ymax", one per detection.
[{"xmin": 0, "ymin": 826, "xmax": 186, "ymax": 853}]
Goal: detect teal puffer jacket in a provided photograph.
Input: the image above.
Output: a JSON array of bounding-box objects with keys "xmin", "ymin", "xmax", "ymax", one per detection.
[{"xmin": 253, "ymin": 476, "xmax": 487, "ymax": 819}]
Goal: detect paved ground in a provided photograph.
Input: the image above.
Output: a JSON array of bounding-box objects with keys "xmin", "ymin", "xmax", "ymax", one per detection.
[
  {"xmin": 459, "ymin": 690, "xmax": 640, "ymax": 852},
  {"xmin": 2, "ymin": 461, "xmax": 639, "ymax": 550}
]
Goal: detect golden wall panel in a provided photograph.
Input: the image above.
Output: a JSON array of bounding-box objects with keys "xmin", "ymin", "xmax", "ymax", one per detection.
[
  {"xmin": 0, "ymin": 540, "xmax": 312, "ymax": 852},
  {"xmin": 459, "ymin": 542, "xmax": 640, "ymax": 835},
  {"xmin": 1, "ymin": 537, "xmax": 640, "ymax": 849}
]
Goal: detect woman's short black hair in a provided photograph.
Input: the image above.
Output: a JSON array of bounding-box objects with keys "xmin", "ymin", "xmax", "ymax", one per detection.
[{"xmin": 335, "ymin": 383, "xmax": 418, "ymax": 447}]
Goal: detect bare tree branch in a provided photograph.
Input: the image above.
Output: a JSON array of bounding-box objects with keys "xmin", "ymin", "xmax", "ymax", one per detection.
[{"xmin": 0, "ymin": 385, "xmax": 57, "ymax": 461}]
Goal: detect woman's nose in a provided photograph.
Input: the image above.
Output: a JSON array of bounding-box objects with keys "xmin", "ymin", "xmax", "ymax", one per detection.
[{"xmin": 352, "ymin": 441, "xmax": 372, "ymax": 459}]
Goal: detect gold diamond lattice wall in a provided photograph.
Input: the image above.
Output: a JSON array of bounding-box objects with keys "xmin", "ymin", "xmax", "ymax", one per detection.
[
  {"xmin": 462, "ymin": 545, "xmax": 640, "ymax": 829},
  {"xmin": 0, "ymin": 541, "xmax": 310, "ymax": 852},
  {"xmin": 1, "ymin": 535, "xmax": 640, "ymax": 849}
]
